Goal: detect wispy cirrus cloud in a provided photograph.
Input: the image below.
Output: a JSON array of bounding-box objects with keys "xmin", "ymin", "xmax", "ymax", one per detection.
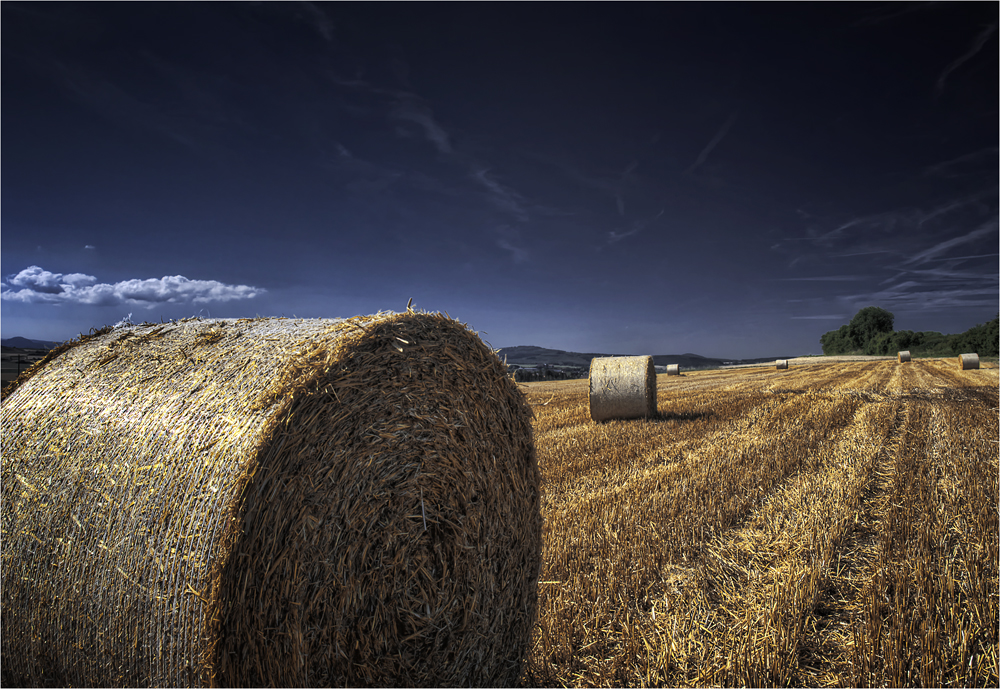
[
  {"xmin": 778, "ymin": 275, "xmax": 868, "ymax": 282},
  {"xmin": 329, "ymin": 74, "xmax": 455, "ymax": 155},
  {"xmin": 1, "ymin": 266, "xmax": 264, "ymax": 307},
  {"xmin": 497, "ymin": 239, "xmax": 529, "ymax": 264},
  {"xmin": 837, "ymin": 284, "xmax": 998, "ymax": 312},
  {"xmin": 494, "ymin": 226, "xmax": 529, "ymax": 264},
  {"xmin": 934, "ymin": 22, "xmax": 997, "ymax": 96},
  {"xmin": 686, "ymin": 111, "xmax": 738, "ymax": 175},
  {"xmin": 299, "ymin": 1, "xmax": 334, "ymax": 42},
  {"xmin": 853, "ymin": 2, "xmax": 942, "ymax": 27},
  {"xmin": 391, "ymin": 96, "xmax": 453, "ymax": 154},
  {"xmin": 923, "ymin": 147, "xmax": 999, "ymax": 177},
  {"xmin": 608, "ymin": 209, "xmax": 664, "ymax": 244},
  {"xmin": 900, "ymin": 220, "xmax": 998, "ymax": 266},
  {"xmin": 522, "ymin": 152, "xmax": 642, "ymax": 219},
  {"xmin": 473, "ymin": 168, "xmax": 528, "ymax": 221}
]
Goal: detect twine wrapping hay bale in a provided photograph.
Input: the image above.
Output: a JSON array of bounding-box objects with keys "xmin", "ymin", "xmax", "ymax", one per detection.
[
  {"xmin": 1, "ymin": 313, "xmax": 541, "ymax": 688},
  {"xmin": 589, "ymin": 355, "xmax": 656, "ymax": 422},
  {"xmin": 958, "ymin": 352, "xmax": 980, "ymax": 370},
  {"xmin": 776, "ymin": 359, "xmax": 789, "ymax": 370},
  {"xmin": 898, "ymin": 350, "xmax": 911, "ymax": 363},
  {"xmin": 666, "ymin": 364, "xmax": 680, "ymax": 376}
]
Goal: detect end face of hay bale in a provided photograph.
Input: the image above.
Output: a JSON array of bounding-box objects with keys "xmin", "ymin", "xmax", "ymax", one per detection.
[
  {"xmin": 589, "ymin": 355, "xmax": 656, "ymax": 422},
  {"xmin": 898, "ymin": 350, "xmax": 911, "ymax": 363},
  {"xmin": 958, "ymin": 352, "xmax": 980, "ymax": 370},
  {"xmin": 666, "ymin": 363, "xmax": 680, "ymax": 376},
  {"xmin": 1, "ymin": 313, "xmax": 541, "ymax": 688},
  {"xmin": 775, "ymin": 359, "xmax": 789, "ymax": 370}
]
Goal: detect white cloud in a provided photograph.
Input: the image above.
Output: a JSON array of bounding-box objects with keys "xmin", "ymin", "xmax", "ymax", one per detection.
[{"xmin": 1, "ymin": 266, "xmax": 265, "ymax": 307}]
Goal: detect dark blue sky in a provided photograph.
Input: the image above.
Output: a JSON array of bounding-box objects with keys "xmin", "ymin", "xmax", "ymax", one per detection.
[{"xmin": 2, "ymin": 2, "xmax": 997, "ymax": 357}]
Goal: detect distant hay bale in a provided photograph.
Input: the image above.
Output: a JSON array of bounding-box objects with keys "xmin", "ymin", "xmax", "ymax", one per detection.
[
  {"xmin": 589, "ymin": 355, "xmax": 656, "ymax": 422},
  {"xmin": 898, "ymin": 350, "xmax": 911, "ymax": 363},
  {"xmin": 1, "ymin": 313, "xmax": 541, "ymax": 688},
  {"xmin": 666, "ymin": 364, "xmax": 680, "ymax": 376},
  {"xmin": 776, "ymin": 359, "xmax": 789, "ymax": 370},
  {"xmin": 958, "ymin": 352, "xmax": 980, "ymax": 370}
]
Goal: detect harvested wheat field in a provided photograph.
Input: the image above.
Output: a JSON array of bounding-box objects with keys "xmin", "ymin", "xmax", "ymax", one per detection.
[{"xmin": 519, "ymin": 358, "xmax": 998, "ymax": 687}]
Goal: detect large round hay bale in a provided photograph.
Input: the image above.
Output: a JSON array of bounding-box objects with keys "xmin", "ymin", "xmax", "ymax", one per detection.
[
  {"xmin": 589, "ymin": 355, "xmax": 656, "ymax": 422},
  {"xmin": 775, "ymin": 359, "xmax": 789, "ymax": 370},
  {"xmin": 1, "ymin": 313, "xmax": 541, "ymax": 688},
  {"xmin": 898, "ymin": 350, "xmax": 911, "ymax": 363},
  {"xmin": 666, "ymin": 363, "xmax": 680, "ymax": 376},
  {"xmin": 958, "ymin": 352, "xmax": 980, "ymax": 370}
]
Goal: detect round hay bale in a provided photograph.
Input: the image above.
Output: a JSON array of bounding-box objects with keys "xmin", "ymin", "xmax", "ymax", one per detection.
[
  {"xmin": 958, "ymin": 352, "xmax": 980, "ymax": 370},
  {"xmin": 775, "ymin": 359, "xmax": 789, "ymax": 370},
  {"xmin": 589, "ymin": 355, "xmax": 656, "ymax": 422},
  {"xmin": 1, "ymin": 313, "xmax": 541, "ymax": 688},
  {"xmin": 666, "ymin": 363, "xmax": 680, "ymax": 376},
  {"xmin": 898, "ymin": 350, "xmax": 911, "ymax": 363}
]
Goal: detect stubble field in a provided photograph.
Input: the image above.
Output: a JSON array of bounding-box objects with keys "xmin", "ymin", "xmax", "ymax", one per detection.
[{"xmin": 518, "ymin": 359, "xmax": 998, "ymax": 687}]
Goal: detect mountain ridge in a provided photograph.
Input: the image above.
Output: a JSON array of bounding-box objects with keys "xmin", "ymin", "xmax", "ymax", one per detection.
[
  {"xmin": 495, "ymin": 345, "xmax": 790, "ymax": 370},
  {"xmin": 1, "ymin": 337, "xmax": 63, "ymax": 350}
]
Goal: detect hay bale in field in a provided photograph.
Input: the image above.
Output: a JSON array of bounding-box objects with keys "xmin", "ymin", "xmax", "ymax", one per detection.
[
  {"xmin": 1, "ymin": 312, "xmax": 541, "ymax": 688},
  {"xmin": 775, "ymin": 359, "xmax": 788, "ymax": 370},
  {"xmin": 666, "ymin": 363, "xmax": 680, "ymax": 376},
  {"xmin": 958, "ymin": 352, "xmax": 980, "ymax": 370},
  {"xmin": 589, "ymin": 355, "xmax": 656, "ymax": 422},
  {"xmin": 898, "ymin": 350, "xmax": 911, "ymax": 363}
]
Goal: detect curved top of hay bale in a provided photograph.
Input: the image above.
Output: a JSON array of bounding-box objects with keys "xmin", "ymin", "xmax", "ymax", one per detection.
[
  {"xmin": 958, "ymin": 352, "xmax": 980, "ymax": 370},
  {"xmin": 775, "ymin": 359, "xmax": 788, "ymax": 369},
  {"xmin": 589, "ymin": 355, "xmax": 656, "ymax": 422},
  {"xmin": 898, "ymin": 350, "xmax": 911, "ymax": 363},
  {"xmin": 1, "ymin": 312, "xmax": 540, "ymax": 688}
]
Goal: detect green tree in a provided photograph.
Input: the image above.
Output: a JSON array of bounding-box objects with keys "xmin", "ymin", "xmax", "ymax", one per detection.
[
  {"xmin": 869, "ymin": 331, "xmax": 895, "ymax": 356},
  {"xmin": 952, "ymin": 314, "xmax": 999, "ymax": 356},
  {"xmin": 849, "ymin": 307, "xmax": 894, "ymax": 353},
  {"xmin": 820, "ymin": 324, "xmax": 857, "ymax": 354}
]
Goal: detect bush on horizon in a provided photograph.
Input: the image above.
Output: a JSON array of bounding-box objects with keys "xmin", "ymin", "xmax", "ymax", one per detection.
[{"xmin": 820, "ymin": 309, "xmax": 999, "ymax": 357}]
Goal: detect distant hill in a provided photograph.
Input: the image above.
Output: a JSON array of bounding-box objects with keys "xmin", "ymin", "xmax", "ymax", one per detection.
[
  {"xmin": 495, "ymin": 346, "xmax": 787, "ymax": 370},
  {"xmin": 1, "ymin": 337, "xmax": 62, "ymax": 350}
]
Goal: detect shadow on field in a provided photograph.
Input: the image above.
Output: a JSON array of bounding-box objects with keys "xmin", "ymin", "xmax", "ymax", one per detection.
[{"xmin": 654, "ymin": 410, "xmax": 713, "ymax": 422}]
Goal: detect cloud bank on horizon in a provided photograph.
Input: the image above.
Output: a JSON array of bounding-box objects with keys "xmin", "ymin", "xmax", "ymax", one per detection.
[{"xmin": 1, "ymin": 266, "xmax": 264, "ymax": 307}]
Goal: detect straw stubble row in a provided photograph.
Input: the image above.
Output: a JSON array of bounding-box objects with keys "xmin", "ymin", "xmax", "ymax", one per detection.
[{"xmin": 520, "ymin": 359, "xmax": 998, "ymax": 687}]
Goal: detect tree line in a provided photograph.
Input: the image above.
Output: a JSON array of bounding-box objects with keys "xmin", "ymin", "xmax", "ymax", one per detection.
[{"xmin": 820, "ymin": 307, "xmax": 999, "ymax": 357}]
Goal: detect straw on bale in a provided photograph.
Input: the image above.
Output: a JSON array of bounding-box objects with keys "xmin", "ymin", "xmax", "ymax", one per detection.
[
  {"xmin": 776, "ymin": 359, "xmax": 789, "ymax": 370},
  {"xmin": 589, "ymin": 355, "xmax": 656, "ymax": 422},
  {"xmin": 1, "ymin": 312, "xmax": 541, "ymax": 688},
  {"xmin": 898, "ymin": 350, "xmax": 911, "ymax": 363},
  {"xmin": 666, "ymin": 364, "xmax": 680, "ymax": 376},
  {"xmin": 958, "ymin": 352, "xmax": 980, "ymax": 370}
]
